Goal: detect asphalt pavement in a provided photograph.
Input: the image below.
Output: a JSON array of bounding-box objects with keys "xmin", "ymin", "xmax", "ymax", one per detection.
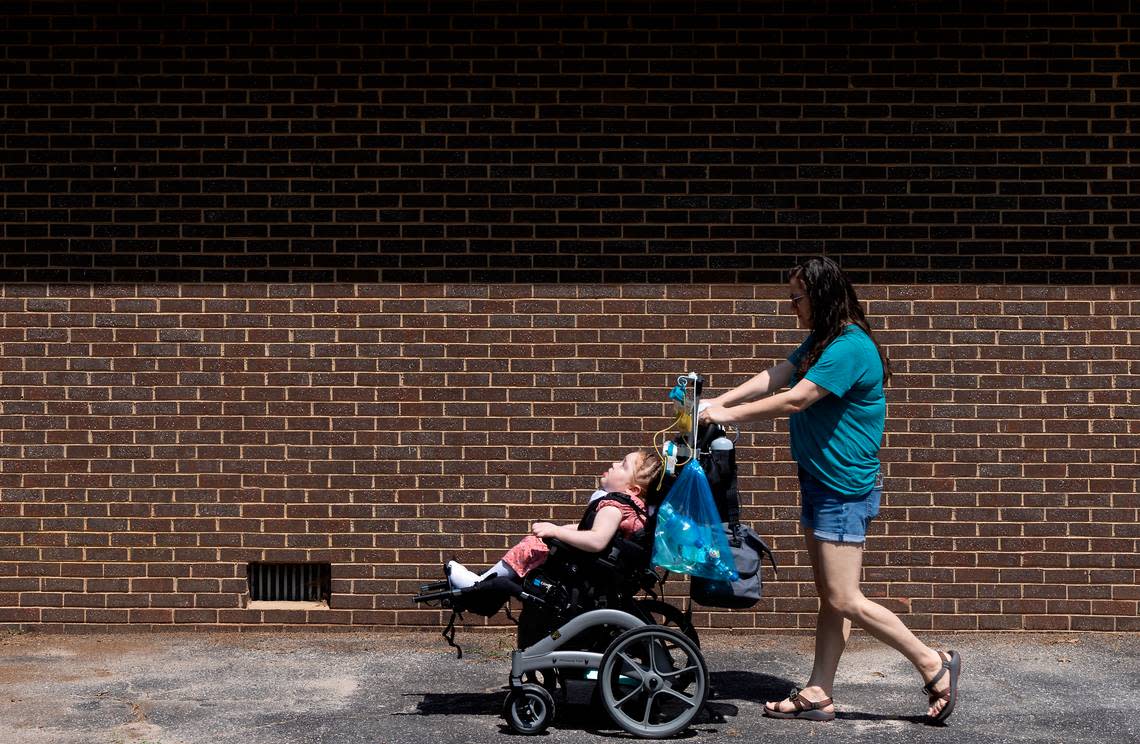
[{"xmin": 2, "ymin": 627, "xmax": 1137, "ymax": 744}]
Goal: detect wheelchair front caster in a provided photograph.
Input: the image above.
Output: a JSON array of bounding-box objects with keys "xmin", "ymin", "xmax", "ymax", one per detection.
[{"xmin": 503, "ymin": 682, "xmax": 556, "ymax": 735}]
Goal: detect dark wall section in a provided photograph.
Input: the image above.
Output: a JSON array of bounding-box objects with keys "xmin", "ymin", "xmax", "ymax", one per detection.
[{"xmin": 2, "ymin": 1, "xmax": 1138, "ymax": 283}]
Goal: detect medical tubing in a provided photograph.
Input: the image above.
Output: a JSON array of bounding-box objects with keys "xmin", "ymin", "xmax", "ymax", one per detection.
[{"xmin": 651, "ymin": 409, "xmax": 687, "ymax": 490}]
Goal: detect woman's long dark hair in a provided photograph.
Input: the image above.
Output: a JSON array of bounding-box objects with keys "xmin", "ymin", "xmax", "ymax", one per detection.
[{"xmin": 790, "ymin": 256, "xmax": 891, "ymax": 386}]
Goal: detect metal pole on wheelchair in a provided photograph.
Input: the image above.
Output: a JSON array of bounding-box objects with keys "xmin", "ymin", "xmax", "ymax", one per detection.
[
  {"xmin": 687, "ymin": 371, "xmax": 703, "ymax": 458},
  {"xmin": 691, "ymin": 371, "xmax": 698, "ymax": 455}
]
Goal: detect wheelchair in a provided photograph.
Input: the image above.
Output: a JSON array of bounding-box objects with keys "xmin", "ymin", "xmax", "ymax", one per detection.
[
  {"xmin": 414, "ymin": 531, "xmax": 706, "ymax": 738},
  {"xmin": 413, "ymin": 374, "xmax": 735, "ymax": 738}
]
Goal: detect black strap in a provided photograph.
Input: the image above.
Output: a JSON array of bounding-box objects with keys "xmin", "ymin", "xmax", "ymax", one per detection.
[
  {"xmin": 596, "ymin": 492, "xmax": 648, "ymax": 520},
  {"xmin": 577, "ymin": 492, "xmax": 648, "ymax": 530},
  {"xmin": 443, "ymin": 610, "xmax": 463, "ymax": 659},
  {"xmin": 922, "ymin": 653, "xmax": 951, "ymax": 695},
  {"xmin": 696, "ymin": 422, "xmax": 725, "ymax": 451},
  {"xmin": 751, "ymin": 530, "xmax": 779, "ymax": 578},
  {"xmin": 700, "ymin": 442, "xmax": 740, "ymax": 524}
]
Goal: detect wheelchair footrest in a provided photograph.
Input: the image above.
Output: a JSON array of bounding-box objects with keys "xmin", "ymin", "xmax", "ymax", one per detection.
[{"xmin": 413, "ymin": 588, "xmax": 458, "ymax": 606}]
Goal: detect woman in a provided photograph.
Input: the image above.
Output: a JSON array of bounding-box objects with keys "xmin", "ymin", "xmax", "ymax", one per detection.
[{"xmin": 699, "ymin": 256, "xmax": 961, "ymax": 723}]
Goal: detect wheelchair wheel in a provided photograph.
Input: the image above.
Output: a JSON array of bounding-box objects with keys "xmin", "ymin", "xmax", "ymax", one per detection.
[
  {"xmin": 598, "ymin": 625, "xmax": 707, "ymax": 739},
  {"xmin": 632, "ymin": 598, "xmax": 700, "ymax": 692},
  {"xmin": 632, "ymin": 598, "xmax": 700, "ymax": 648},
  {"xmin": 503, "ymin": 683, "xmax": 556, "ymax": 735}
]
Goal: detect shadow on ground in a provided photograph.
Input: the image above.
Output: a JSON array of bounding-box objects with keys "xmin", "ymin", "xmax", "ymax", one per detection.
[
  {"xmin": 407, "ymin": 669, "xmax": 802, "ymax": 735},
  {"xmin": 405, "ymin": 668, "xmax": 935, "ymax": 736},
  {"xmin": 410, "ymin": 691, "xmax": 504, "ymax": 716}
]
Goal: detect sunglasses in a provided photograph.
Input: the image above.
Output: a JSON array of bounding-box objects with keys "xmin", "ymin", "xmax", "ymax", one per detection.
[{"xmin": 790, "ymin": 293, "xmax": 805, "ymax": 307}]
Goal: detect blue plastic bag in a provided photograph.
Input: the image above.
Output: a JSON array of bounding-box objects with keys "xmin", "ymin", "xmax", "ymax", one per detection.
[{"xmin": 652, "ymin": 460, "xmax": 739, "ymax": 581}]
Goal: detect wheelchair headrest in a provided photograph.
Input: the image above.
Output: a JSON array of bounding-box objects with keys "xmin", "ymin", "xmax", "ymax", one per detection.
[{"xmin": 643, "ymin": 470, "xmax": 677, "ymax": 509}]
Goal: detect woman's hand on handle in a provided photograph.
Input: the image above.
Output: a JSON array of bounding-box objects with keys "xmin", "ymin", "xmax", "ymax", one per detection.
[
  {"xmin": 698, "ymin": 403, "xmax": 729, "ymax": 425},
  {"xmin": 701, "ymin": 395, "xmax": 723, "ymax": 410}
]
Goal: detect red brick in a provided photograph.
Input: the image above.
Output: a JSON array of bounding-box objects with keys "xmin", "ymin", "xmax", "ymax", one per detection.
[{"xmin": 0, "ymin": 283, "xmax": 1132, "ymax": 633}]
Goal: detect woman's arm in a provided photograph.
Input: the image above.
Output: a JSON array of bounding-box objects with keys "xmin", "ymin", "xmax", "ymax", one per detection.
[
  {"xmin": 702, "ymin": 377, "xmax": 830, "ymax": 425},
  {"xmin": 531, "ymin": 506, "xmax": 623, "ymax": 553},
  {"xmin": 707, "ymin": 360, "xmax": 796, "ymax": 407}
]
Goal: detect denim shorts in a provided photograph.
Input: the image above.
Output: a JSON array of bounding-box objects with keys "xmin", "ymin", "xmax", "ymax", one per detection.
[{"xmin": 799, "ymin": 467, "xmax": 882, "ymax": 545}]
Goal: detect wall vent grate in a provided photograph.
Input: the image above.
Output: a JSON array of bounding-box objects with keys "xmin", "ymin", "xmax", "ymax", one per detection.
[{"xmin": 247, "ymin": 562, "xmax": 331, "ymax": 603}]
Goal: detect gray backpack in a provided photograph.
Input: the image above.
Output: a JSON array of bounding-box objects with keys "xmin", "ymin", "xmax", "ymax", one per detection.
[
  {"xmin": 690, "ymin": 520, "xmax": 777, "ymax": 609},
  {"xmin": 690, "ymin": 434, "xmax": 778, "ymax": 609}
]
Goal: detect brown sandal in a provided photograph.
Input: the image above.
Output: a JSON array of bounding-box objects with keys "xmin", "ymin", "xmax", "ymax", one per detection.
[
  {"xmin": 763, "ymin": 688, "xmax": 835, "ymax": 721},
  {"xmin": 923, "ymin": 650, "xmax": 961, "ymax": 723}
]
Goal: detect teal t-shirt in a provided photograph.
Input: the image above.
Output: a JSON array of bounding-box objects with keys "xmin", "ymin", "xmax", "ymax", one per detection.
[{"xmin": 787, "ymin": 325, "xmax": 885, "ymax": 496}]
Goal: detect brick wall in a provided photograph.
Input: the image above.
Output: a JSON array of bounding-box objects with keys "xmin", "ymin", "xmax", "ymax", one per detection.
[
  {"xmin": 1, "ymin": 2, "xmax": 1137, "ymax": 631},
  {"xmin": 1, "ymin": 283, "xmax": 1136, "ymax": 632}
]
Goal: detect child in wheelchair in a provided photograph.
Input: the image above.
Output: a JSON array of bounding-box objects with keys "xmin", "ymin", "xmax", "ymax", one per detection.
[
  {"xmin": 413, "ymin": 443, "xmax": 711, "ymax": 737},
  {"xmin": 413, "ymin": 447, "xmax": 679, "ymax": 638},
  {"xmin": 442, "ymin": 448, "xmax": 661, "ymax": 591}
]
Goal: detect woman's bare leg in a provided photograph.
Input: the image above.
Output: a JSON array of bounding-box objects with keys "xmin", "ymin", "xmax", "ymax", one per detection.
[
  {"xmin": 767, "ymin": 533, "xmax": 953, "ymax": 717},
  {"xmin": 765, "ymin": 530, "xmax": 842, "ymax": 714},
  {"xmin": 813, "ymin": 538, "xmax": 950, "ymax": 717},
  {"xmin": 805, "ymin": 530, "xmax": 850, "ymax": 694}
]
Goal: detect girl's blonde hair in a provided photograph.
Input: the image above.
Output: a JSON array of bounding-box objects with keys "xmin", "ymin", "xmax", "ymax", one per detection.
[{"xmin": 631, "ymin": 448, "xmax": 663, "ymax": 490}]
